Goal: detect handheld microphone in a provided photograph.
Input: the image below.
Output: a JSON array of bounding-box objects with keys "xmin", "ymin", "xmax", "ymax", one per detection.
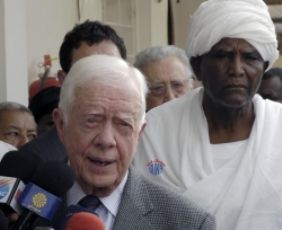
[
  {"xmin": 0, "ymin": 151, "xmax": 40, "ymax": 183},
  {"xmin": 11, "ymin": 161, "xmax": 74, "ymax": 230},
  {"xmin": 0, "ymin": 209, "xmax": 8, "ymax": 230},
  {"xmin": 0, "ymin": 151, "xmax": 40, "ymax": 215},
  {"xmin": 55, "ymin": 204, "xmax": 105, "ymax": 230},
  {"xmin": 65, "ymin": 211, "xmax": 105, "ymax": 230}
]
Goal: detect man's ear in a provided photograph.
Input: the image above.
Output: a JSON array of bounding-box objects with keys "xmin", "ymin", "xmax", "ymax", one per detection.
[
  {"xmin": 52, "ymin": 108, "xmax": 65, "ymax": 143},
  {"xmin": 190, "ymin": 57, "xmax": 202, "ymax": 81},
  {"xmin": 138, "ymin": 122, "xmax": 147, "ymax": 138}
]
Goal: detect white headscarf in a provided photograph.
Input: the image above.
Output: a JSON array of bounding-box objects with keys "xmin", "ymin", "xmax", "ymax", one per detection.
[{"xmin": 186, "ymin": 0, "xmax": 279, "ymax": 69}]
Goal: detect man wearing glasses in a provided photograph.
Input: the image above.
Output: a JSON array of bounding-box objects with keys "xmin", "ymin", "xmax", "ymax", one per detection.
[{"xmin": 134, "ymin": 45, "xmax": 194, "ymax": 111}]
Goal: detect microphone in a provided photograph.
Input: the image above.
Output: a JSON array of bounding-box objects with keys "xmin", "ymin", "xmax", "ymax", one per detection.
[
  {"xmin": 65, "ymin": 211, "xmax": 105, "ymax": 230},
  {"xmin": 54, "ymin": 204, "xmax": 105, "ymax": 230},
  {"xmin": 0, "ymin": 151, "xmax": 40, "ymax": 183},
  {"xmin": 0, "ymin": 209, "xmax": 8, "ymax": 230},
  {"xmin": 0, "ymin": 151, "xmax": 40, "ymax": 215},
  {"xmin": 11, "ymin": 161, "xmax": 74, "ymax": 230}
]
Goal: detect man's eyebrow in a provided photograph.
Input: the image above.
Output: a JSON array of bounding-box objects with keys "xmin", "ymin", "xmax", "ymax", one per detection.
[{"xmin": 4, "ymin": 125, "xmax": 20, "ymax": 130}]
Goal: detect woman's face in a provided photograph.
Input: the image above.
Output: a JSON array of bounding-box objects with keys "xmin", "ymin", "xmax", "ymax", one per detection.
[{"xmin": 196, "ymin": 38, "xmax": 267, "ymax": 108}]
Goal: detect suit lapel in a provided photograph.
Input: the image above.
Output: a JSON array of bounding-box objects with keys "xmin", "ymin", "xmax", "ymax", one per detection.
[{"xmin": 112, "ymin": 169, "xmax": 154, "ymax": 229}]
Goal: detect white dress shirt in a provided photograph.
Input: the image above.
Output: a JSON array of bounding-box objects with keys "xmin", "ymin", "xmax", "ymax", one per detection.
[{"xmin": 67, "ymin": 171, "xmax": 128, "ymax": 230}]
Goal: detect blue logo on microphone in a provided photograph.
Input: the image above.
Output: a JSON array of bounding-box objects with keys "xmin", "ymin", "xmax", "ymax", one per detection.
[
  {"xmin": 0, "ymin": 178, "xmax": 13, "ymax": 199},
  {"xmin": 18, "ymin": 183, "xmax": 62, "ymax": 220}
]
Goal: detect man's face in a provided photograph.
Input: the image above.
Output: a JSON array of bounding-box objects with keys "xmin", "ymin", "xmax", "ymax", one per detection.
[
  {"xmin": 58, "ymin": 40, "xmax": 122, "ymax": 84},
  {"xmin": 71, "ymin": 40, "xmax": 121, "ymax": 66},
  {"xmin": 141, "ymin": 56, "xmax": 191, "ymax": 111},
  {"xmin": 197, "ymin": 38, "xmax": 267, "ymax": 108},
  {"xmin": 258, "ymin": 76, "xmax": 282, "ymax": 102},
  {"xmin": 0, "ymin": 110, "xmax": 37, "ymax": 149},
  {"xmin": 56, "ymin": 80, "xmax": 144, "ymax": 196}
]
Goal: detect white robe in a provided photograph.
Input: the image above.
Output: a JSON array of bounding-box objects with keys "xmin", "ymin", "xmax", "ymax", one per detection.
[{"xmin": 134, "ymin": 87, "xmax": 282, "ymax": 230}]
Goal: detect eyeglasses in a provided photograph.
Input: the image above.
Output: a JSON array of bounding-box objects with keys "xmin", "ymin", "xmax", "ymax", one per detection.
[{"xmin": 148, "ymin": 79, "xmax": 190, "ymax": 97}]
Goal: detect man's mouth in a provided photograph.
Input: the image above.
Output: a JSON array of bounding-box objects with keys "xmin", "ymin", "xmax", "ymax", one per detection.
[
  {"xmin": 224, "ymin": 84, "xmax": 246, "ymax": 89},
  {"xmin": 88, "ymin": 157, "xmax": 115, "ymax": 166}
]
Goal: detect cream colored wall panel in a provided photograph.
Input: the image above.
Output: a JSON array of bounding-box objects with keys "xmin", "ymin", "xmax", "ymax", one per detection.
[
  {"xmin": 136, "ymin": 0, "xmax": 168, "ymax": 53},
  {"xmin": 79, "ymin": 0, "xmax": 103, "ymax": 22},
  {"xmin": 171, "ymin": 0, "xmax": 205, "ymax": 48},
  {"xmin": 135, "ymin": 0, "xmax": 152, "ymax": 52},
  {"xmin": 103, "ymin": 0, "xmax": 136, "ymax": 63},
  {"xmin": 26, "ymin": 0, "xmax": 78, "ymax": 83},
  {"xmin": 0, "ymin": 0, "xmax": 28, "ymax": 105},
  {"xmin": 151, "ymin": 0, "xmax": 168, "ymax": 46}
]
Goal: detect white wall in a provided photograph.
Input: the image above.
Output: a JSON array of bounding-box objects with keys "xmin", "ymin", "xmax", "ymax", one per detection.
[
  {"xmin": 0, "ymin": 0, "xmax": 204, "ymax": 105},
  {"xmin": 0, "ymin": 0, "xmax": 29, "ymax": 105},
  {"xmin": 136, "ymin": 0, "xmax": 168, "ymax": 53},
  {"xmin": 0, "ymin": 0, "xmax": 79, "ymax": 105},
  {"xmin": 26, "ymin": 0, "xmax": 78, "ymax": 83},
  {"xmin": 171, "ymin": 0, "xmax": 205, "ymax": 49}
]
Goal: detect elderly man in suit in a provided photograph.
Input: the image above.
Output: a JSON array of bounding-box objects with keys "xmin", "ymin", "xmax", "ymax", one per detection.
[{"xmin": 53, "ymin": 55, "xmax": 215, "ymax": 229}]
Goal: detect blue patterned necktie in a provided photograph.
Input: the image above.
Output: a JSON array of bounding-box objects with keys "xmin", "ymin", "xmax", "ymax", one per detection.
[{"xmin": 78, "ymin": 195, "xmax": 101, "ymax": 210}]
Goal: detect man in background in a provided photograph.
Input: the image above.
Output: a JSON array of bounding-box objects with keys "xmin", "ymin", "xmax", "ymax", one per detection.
[
  {"xmin": 258, "ymin": 67, "xmax": 282, "ymax": 102},
  {"xmin": 0, "ymin": 102, "xmax": 37, "ymax": 149},
  {"xmin": 29, "ymin": 86, "xmax": 60, "ymax": 135},
  {"xmin": 17, "ymin": 20, "xmax": 126, "ymax": 162},
  {"xmin": 134, "ymin": 45, "xmax": 194, "ymax": 111}
]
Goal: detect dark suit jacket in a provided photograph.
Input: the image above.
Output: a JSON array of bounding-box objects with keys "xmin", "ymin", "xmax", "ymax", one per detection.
[
  {"xmin": 48, "ymin": 168, "xmax": 215, "ymax": 230},
  {"xmin": 19, "ymin": 127, "xmax": 68, "ymax": 163}
]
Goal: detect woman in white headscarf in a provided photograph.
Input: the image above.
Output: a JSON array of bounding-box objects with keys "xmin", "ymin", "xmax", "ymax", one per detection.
[{"xmin": 134, "ymin": 0, "xmax": 282, "ymax": 229}]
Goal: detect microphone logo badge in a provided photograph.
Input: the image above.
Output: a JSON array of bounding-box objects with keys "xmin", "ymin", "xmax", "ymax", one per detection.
[
  {"xmin": 32, "ymin": 193, "xmax": 47, "ymax": 208},
  {"xmin": 18, "ymin": 183, "xmax": 62, "ymax": 220},
  {"xmin": 0, "ymin": 178, "xmax": 11, "ymax": 199}
]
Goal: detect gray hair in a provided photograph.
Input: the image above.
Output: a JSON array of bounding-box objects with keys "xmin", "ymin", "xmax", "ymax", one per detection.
[
  {"xmin": 59, "ymin": 54, "xmax": 148, "ymax": 127},
  {"xmin": 0, "ymin": 101, "xmax": 33, "ymax": 116},
  {"xmin": 134, "ymin": 45, "xmax": 193, "ymax": 78}
]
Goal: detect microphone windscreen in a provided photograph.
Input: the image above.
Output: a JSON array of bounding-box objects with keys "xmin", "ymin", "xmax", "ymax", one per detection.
[
  {"xmin": 65, "ymin": 212, "xmax": 105, "ymax": 230},
  {"xmin": 0, "ymin": 151, "xmax": 41, "ymax": 183},
  {"xmin": 31, "ymin": 161, "xmax": 74, "ymax": 197},
  {"xmin": 0, "ymin": 209, "xmax": 8, "ymax": 230}
]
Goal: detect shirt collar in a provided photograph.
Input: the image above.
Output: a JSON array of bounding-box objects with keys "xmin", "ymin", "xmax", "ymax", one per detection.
[
  {"xmin": 100, "ymin": 171, "xmax": 128, "ymax": 216},
  {"xmin": 67, "ymin": 170, "xmax": 128, "ymax": 217}
]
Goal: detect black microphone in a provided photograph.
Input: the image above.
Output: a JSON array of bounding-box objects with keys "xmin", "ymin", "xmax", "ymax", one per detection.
[
  {"xmin": 0, "ymin": 209, "xmax": 8, "ymax": 230},
  {"xmin": 11, "ymin": 161, "xmax": 74, "ymax": 230},
  {"xmin": 0, "ymin": 151, "xmax": 40, "ymax": 215}
]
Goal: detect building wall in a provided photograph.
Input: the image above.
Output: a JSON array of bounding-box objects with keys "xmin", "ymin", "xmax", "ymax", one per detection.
[
  {"xmin": 26, "ymin": 0, "xmax": 78, "ymax": 83},
  {"xmin": 1, "ymin": 0, "xmax": 281, "ymax": 104}
]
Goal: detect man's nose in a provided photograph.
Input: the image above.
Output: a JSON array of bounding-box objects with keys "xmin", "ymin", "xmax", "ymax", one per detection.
[
  {"xmin": 163, "ymin": 84, "xmax": 176, "ymax": 102},
  {"xmin": 229, "ymin": 55, "xmax": 244, "ymax": 77},
  {"xmin": 18, "ymin": 135, "xmax": 29, "ymax": 148},
  {"xmin": 93, "ymin": 122, "xmax": 116, "ymax": 148}
]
